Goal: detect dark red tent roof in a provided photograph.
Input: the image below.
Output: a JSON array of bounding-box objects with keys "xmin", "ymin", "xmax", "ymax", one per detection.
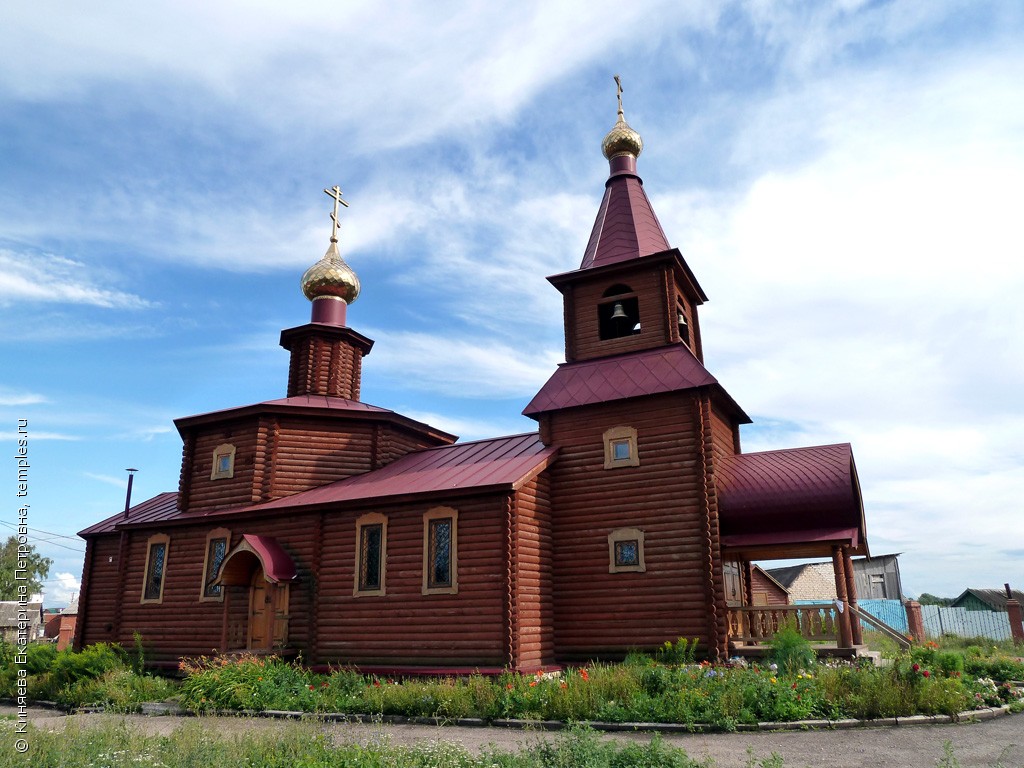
[
  {"xmin": 580, "ymin": 168, "xmax": 670, "ymax": 269},
  {"xmin": 716, "ymin": 443, "xmax": 868, "ymax": 558}
]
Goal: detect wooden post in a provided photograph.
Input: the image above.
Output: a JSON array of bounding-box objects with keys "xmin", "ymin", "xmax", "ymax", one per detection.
[
  {"xmin": 220, "ymin": 588, "xmax": 230, "ymax": 652},
  {"xmin": 832, "ymin": 546, "xmax": 854, "ymax": 648},
  {"xmin": 842, "ymin": 548, "xmax": 863, "ymax": 645}
]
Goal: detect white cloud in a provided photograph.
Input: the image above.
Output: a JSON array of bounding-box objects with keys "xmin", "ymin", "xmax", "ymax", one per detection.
[
  {"xmin": 365, "ymin": 329, "xmax": 561, "ymax": 399},
  {"xmin": 45, "ymin": 572, "xmax": 81, "ymax": 608},
  {"xmin": 0, "ymin": 390, "xmax": 48, "ymax": 407},
  {"xmin": 0, "ymin": 250, "xmax": 152, "ymax": 309},
  {"xmin": 399, "ymin": 410, "xmax": 536, "ymax": 442}
]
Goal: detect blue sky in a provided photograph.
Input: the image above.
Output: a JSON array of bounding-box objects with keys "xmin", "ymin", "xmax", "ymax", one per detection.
[{"xmin": 2, "ymin": 1, "xmax": 1022, "ymax": 607}]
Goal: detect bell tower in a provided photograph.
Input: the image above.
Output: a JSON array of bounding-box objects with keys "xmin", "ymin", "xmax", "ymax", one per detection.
[
  {"xmin": 280, "ymin": 186, "xmax": 374, "ymax": 400},
  {"xmin": 548, "ymin": 77, "xmax": 708, "ymax": 365}
]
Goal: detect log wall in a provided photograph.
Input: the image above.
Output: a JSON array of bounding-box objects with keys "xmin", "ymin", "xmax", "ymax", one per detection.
[
  {"xmin": 315, "ymin": 493, "xmax": 509, "ymax": 667},
  {"xmin": 509, "ymin": 474, "xmax": 555, "ymax": 670},
  {"xmin": 546, "ymin": 392, "xmax": 716, "ymax": 658},
  {"xmin": 76, "ymin": 535, "xmax": 121, "ymax": 648},
  {"xmin": 108, "ymin": 518, "xmax": 317, "ymax": 662}
]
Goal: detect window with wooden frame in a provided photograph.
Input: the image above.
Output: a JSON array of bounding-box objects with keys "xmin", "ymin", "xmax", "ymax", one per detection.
[
  {"xmin": 210, "ymin": 443, "xmax": 236, "ymax": 480},
  {"xmin": 200, "ymin": 527, "xmax": 230, "ymax": 601},
  {"xmin": 141, "ymin": 533, "xmax": 170, "ymax": 603},
  {"xmin": 422, "ymin": 507, "xmax": 458, "ymax": 595},
  {"xmin": 608, "ymin": 527, "xmax": 645, "ymax": 573},
  {"xmin": 354, "ymin": 512, "xmax": 387, "ymax": 596},
  {"xmin": 603, "ymin": 426, "xmax": 639, "ymax": 469}
]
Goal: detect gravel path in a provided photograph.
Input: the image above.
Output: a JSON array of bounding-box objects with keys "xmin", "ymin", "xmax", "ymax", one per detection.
[{"xmin": 6, "ymin": 705, "xmax": 1022, "ymax": 767}]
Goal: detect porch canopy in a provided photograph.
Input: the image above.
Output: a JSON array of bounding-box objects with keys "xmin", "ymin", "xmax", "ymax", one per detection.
[
  {"xmin": 716, "ymin": 443, "xmax": 868, "ymax": 560},
  {"xmin": 216, "ymin": 534, "xmax": 297, "ymax": 586}
]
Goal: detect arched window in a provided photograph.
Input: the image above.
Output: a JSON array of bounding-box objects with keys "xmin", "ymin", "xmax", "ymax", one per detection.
[{"xmin": 598, "ymin": 284, "xmax": 640, "ymax": 340}]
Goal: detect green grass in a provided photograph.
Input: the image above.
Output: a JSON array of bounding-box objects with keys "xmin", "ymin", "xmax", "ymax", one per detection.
[{"xmin": 0, "ymin": 719, "xmax": 759, "ymax": 768}]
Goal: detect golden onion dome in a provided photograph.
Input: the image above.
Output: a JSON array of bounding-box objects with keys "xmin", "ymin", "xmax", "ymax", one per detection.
[
  {"xmin": 602, "ymin": 75, "xmax": 643, "ymax": 160},
  {"xmin": 300, "ymin": 239, "xmax": 360, "ymax": 304},
  {"xmin": 601, "ymin": 113, "xmax": 643, "ymax": 160}
]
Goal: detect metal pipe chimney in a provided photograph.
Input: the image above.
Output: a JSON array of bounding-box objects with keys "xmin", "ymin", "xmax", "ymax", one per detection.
[{"xmin": 123, "ymin": 468, "xmax": 138, "ymax": 518}]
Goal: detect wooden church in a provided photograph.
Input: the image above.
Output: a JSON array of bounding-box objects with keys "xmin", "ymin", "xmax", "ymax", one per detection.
[{"xmin": 76, "ymin": 91, "xmax": 871, "ymax": 671}]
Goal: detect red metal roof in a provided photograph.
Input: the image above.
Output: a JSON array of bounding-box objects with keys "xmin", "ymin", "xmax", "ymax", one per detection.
[
  {"xmin": 716, "ymin": 443, "xmax": 868, "ymax": 555},
  {"xmin": 202, "ymin": 432, "xmax": 557, "ymax": 518},
  {"xmin": 580, "ymin": 166, "xmax": 670, "ymax": 270},
  {"xmin": 218, "ymin": 534, "xmax": 297, "ymax": 584},
  {"xmin": 78, "ymin": 491, "xmax": 181, "ymax": 536},
  {"xmin": 174, "ymin": 395, "xmax": 456, "ymax": 443},
  {"xmin": 524, "ymin": 343, "xmax": 725, "ymax": 417}
]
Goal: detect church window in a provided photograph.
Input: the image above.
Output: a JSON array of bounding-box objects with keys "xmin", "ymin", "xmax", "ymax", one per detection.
[
  {"xmin": 200, "ymin": 528, "xmax": 230, "ymax": 600},
  {"xmin": 598, "ymin": 284, "xmax": 641, "ymax": 340},
  {"xmin": 422, "ymin": 507, "xmax": 458, "ymax": 594},
  {"xmin": 603, "ymin": 426, "xmax": 639, "ymax": 469},
  {"xmin": 354, "ymin": 513, "xmax": 387, "ymax": 596},
  {"xmin": 141, "ymin": 534, "xmax": 170, "ymax": 603},
  {"xmin": 210, "ymin": 443, "xmax": 236, "ymax": 480},
  {"xmin": 608, "ymin": 528, "xmax": 646, "ymax": 573}
]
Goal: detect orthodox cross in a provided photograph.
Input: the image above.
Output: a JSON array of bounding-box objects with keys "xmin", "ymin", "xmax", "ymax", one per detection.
[
  {"xmin": 324, "ymin": 185, "xmax": 349, "ymax": 242},
  {"xmin": 614, "ymin": 74, "xmax": 624, "ymax": 117}
]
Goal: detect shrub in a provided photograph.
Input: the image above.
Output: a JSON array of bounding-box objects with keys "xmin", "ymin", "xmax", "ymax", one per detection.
[{"xmin": 767, "ymin": 623, "xmax": 815, "ymax": 676}]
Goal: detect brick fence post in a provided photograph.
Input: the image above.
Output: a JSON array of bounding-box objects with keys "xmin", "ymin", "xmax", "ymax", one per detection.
[
  {"xmin": 1006, "ymin": 599, "xmax": 1024, "ymax": 644},
  {"xmin": 904, "ymin": 600, "xmax": 926, "ymax": 642}
]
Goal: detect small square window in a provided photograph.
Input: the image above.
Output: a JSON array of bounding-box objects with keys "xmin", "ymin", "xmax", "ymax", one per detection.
[
  {"xmin": 611, "ymin": 439, "xmax": 631, "ymax": 462},
  {"xmin": 210, "ymin": 443, "xmax": 236, "ymax": 480},
  {"xmin": 608, "ymin": 527, "xmax": 645, "ymax": 573},
  {"xmin": 614, "ymin": 539, "xmax": 639, "ymax": 567},
  {"xmin": 603, "ymin": 426, "xmax": 639, "ymax": 469}
]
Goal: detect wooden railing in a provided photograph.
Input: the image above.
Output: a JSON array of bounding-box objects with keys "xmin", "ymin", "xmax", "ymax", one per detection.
[{"xmin": 728, "ymin": 604, "xmax": 840, "ymax": 645}]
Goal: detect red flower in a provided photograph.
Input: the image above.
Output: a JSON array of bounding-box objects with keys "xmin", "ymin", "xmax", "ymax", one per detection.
[
  {"xmin": 792, "ymin": 683, "xmax": 797, "ymax": 689},
  {"xmin": 912, "ymin": 663, "xmax": 920, "ymax": 672},
  {"xmin": 309, "ymin": 685, "xmax": 315, "ymax": 691},
  {"xmin": 529, "ymin": 680, "xmax": 538, "ymax": 687},
  {"xmin": 922, "ymin": 670, "xmax": 930, "ymax": 678},
  {"xmin": 506, "ymin": 683, "xmax": 514, "ymax": 690},
  {"xmin": 373, "ymin": 680, "xmax": 381, "ymax": 688},
  {"xmin": 580, "ymin": 669, "xmax": 590, "ymax": 682}
]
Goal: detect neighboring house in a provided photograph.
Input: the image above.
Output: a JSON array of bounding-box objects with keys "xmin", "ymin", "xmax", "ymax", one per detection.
[
  {"xmin": 766, "ymin": 563, "xmax": 838, "ymax": 602},
  {"xmin": 952, "ymin": 588, "xmax": 1024, "ymax": 612},
  {"xmin": 55, "ymin": 600, "xmax": 78, "ymax": 650},
  {"xmin": 749, "ymin": 565, "xmax": 790, "ymax": 606},
  {"xmin": 767, "ymin": 553, "xmax": 904, "ymax": 603},
  {"xmin": 76, "ymin": 97, "xmax": 873, "ymax": 670},
  {"xmin": 0, "ymin": 601, "xmax": 44, "ymax": 643},
  {"xmin": 851, "ymin": 553, "xmax": 903, "ymax": 600}
]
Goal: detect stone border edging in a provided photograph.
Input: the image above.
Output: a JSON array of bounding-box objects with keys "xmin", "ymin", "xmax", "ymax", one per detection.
[{"xmin": 8, "ymin": 698, "xmax": 1018, "ymax": 733}]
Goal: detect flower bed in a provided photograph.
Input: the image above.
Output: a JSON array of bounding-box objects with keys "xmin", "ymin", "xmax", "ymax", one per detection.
[{"xmin": 176, "ymin": 652, "xmax": 1024, "ymax": 729}]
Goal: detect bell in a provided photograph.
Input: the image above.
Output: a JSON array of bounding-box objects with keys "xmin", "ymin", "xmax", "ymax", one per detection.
[
  {"xmin": 677, "ymin": 310, "xmax": 687, "ymax": 327},
  {"xmin": 610, "ymin": 302, "xmax": 628, "ymax": 320}
]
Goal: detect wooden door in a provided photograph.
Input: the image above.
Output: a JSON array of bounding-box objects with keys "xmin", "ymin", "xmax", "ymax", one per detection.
[{"xmin": 247, "ymin": 567, "xmax": 273, "ymax": 650}]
